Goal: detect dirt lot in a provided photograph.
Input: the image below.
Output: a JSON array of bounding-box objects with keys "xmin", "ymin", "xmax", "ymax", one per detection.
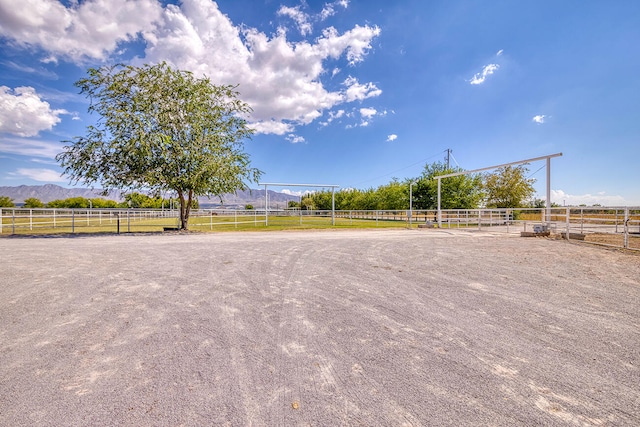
[{"xmin": 1, "ymin": 229, "xmax": 639, "ymax": 426}]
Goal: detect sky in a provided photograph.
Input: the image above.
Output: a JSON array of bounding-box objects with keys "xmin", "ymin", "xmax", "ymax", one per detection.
[{"xmin": 1, "ymin": 0, "xmax": 639, "ymax": 206}]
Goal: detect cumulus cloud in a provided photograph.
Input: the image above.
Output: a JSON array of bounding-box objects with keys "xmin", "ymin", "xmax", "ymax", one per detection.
[
  {"xmin": 0, "ymin": 86, "xmax": 67, "ymax": 136},
  {"xmin": 1, "ymin": 0, "xmax": 382, "ymax": 137},
  {"xmin": 286, "ymin": 134, "xmax": 305, "ymax": 144},
  {"xmin": 386, "ymin": 134, "xmax": 398, "ymax": 142},
  {"xmin": 551, "ymin": 189, "xmax": 628, "ymax": 207},
  {"xmin": 320, "ymin": 109, "xmax": 345, "ymax": 126},
  {"xmin": 320, "ymin": 0, "xmax": 349, "ymax": 20},
  {"xmin": 248, "ymin": 120, "xmax": 294, "ymax": 136},
  {"xmin": 0, "ymin": 0, "xmax": 163, "ymax": 61},
  {"xmin": 343, "ymin": 76, "xmax": 382, "ymax": 102},
  {"xmin": 142, "ymin": 1, "xmax": 381, "ymax": 134},
  {"xmin": 532, "ymin": 115, "xmax": 546, "ymax": 124},
  {"xmin": 12, "ymin": 168, "xmax": 65, "ymax": 182},
  {"xmin": 469, "ymin": 63, "xmax": 500, "ymax": 85},
  {"xmin": 278, "ymin": 5, "xmax": 312, "ymax": 36},
  {"xmin": 359, "ymin": 107, "xmax": 377, "ymax": 118}
]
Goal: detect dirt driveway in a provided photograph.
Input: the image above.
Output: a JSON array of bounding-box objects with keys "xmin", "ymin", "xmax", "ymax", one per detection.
[{"xmin": 1, "ymin": 229, "xmax": 639, "ymax": 426}]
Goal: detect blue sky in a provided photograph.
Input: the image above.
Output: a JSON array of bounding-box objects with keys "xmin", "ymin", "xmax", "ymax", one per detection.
[{"xmin": 1, "ymin": 0, "xmax": 639, "ymax": 205}]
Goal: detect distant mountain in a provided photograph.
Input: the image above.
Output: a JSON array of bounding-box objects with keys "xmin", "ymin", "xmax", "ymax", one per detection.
[
  {"xmin": 0, "ymin": 184, "xmax": 297, "ymax": 208},
  {"xmin": 0, "ymin": 184, "xmax": 121, "ymax": 204}
]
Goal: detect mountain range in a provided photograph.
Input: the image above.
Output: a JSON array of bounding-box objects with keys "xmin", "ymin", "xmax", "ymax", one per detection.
[{"xmin": 0, "ymin": 184, "xmax": 298, "ymax": 208}]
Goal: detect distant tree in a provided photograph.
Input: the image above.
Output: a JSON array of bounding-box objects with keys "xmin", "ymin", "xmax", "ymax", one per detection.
[
  {"xmin": 310, "ymin": 191, "xmax": 334, "ymax": 210},
  {"xmin": 45, "ymin": 197, "xmax": 90, "ymax": 208},
  {"xmin": 301, "ymin": 195, "xmax": 315, "ymax": 210},
  {"xmin": 528, "ymin": 198, "xmax": 546, "ymax": 209},
  {"xmin": 65, "ymin": 197, "xmax": 91, "ymax": 208},
  {"xmin": 0, "ymin": 196, "xmax": 15, "ymax": 207},
  {"xmin": 484, "ymin": 165, "xmax": 535, "ymax": 208},
  {"xmin": 287, "ymin": 200, "xmax": 300, "ymax": 209},
  {"xmin": 46, "ymin": 199, "xmax": 66, "ymax": 208},
  {"xmin": 245, "ymin": 204, "xmax": 254, "ymax": 210},
  {"xmin": 376, "ymin": 179, "xmax": 408, "ymax": 210},
  {"xmin": 23, "ymin": 198, "xmax": 45, "ymax": 208},
  {"xmin": 57, "ymin": 62, "xmax": 261, "ymax": 230},
  {"xmin": 412, "ymin": 162, "xmax": 484, "ymax": 210},
  {"xmin": 120, "ymin": 192, "xmax": 187, "ymax": 209},
  {"xmin": 90, "ymin": 198, "xmax": 119, "ymax": 208}
]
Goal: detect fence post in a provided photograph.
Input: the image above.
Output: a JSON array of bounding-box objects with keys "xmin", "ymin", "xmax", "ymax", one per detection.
[
  {"xmin": 235, "ymin": 210, "xmax": 237, "ymax": 229},
  {"xmin": 30, "ymin": 209, "xmax": 33, "ymax": 231},
  {"xmin": 580, "ymin": 208, "xmax": 583, "ymax": 234},
  {"xmin": 72, "ymin": 209, "xmax": 75, "ymax": 234},
  {"xmin": 477, "ymin": 210, "xmax": 481, "ymax": 230},
  {"xmin": 624, "ymin": 207, "xmax": 629, "ymax": 249},
  {"xmin": 12, "ymin": 209, "xmax": 15, "ymax": 234},
  {"xmin": 0, "ymin": 208, "xmax": 2, "ymax": 234},
  {"xmin": 565, "ymin": 207, "xmax": 570, "ymax": 240},
  {"xmin": 127, "ymin": 209, "xmax": 130, "ymax": 233}
]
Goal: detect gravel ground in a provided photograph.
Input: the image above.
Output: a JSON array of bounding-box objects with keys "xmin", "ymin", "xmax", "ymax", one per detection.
[{"xmin": 1, "ymin": 229, "xmax": 639, "ymax": 426}]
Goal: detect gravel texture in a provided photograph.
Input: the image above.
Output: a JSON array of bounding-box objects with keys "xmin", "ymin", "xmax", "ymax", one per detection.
[{"xmin": 1, "ymin": 229, "xmax": 639, "ymax": 426}]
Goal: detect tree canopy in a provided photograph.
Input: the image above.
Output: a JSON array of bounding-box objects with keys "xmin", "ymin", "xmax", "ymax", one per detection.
[
  {"xmin": 23, "ymin": 198, "xmax": 45, "ymax": 208},
  {"xmin": 0, "ymin": 196, "xmax": 15, "ymax": 207},
  {"xmin": 57, "ymin": 62, "xmax": 261, "ymax": 229},
  {"xmin": 484, "ymin": 165, "xmax": 536, "ymax": 208},
  {"xmin": 412, "ymin": 162, "xmax": 484, "ymax": 210}
]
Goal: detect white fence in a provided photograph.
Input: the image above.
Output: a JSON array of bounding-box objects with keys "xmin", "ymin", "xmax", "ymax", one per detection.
[{"xmin": 1, "ymin": 207, "xmax": 638, "ymax": 251}]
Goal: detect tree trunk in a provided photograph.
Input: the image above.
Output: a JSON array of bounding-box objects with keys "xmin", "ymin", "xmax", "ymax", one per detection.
[{"xmin": 177, "ymin": 189, "xmax": 194, "ymax": 230}]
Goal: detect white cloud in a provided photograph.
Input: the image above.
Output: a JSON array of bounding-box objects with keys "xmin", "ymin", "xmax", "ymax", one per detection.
[
  {"xmin": 280, "ymin": 188, "xmax": 316, "ymax": 197},
  {"xmin": 278, "ymin": 5, "xmax": 312, "ymax": 36},
  {"xmin": 532, "ymin": 115, "xmax": 546, "ymax": 124},
  {"xmin": 11, "ymin": 168, "xmax": 65, "ymax": 182},
  {"xmin": 386, "ymin": 134, "xmax": 398, "ymax": 142},
  {"xmin": 496, "ymin": 49, "xmax": 504, "ymax": 56},
  {"xmin": 286, "ymin": 134, "xmax": 305, "ymax": 144},
  {"xmin": 469, "ymin": 63, "xmax": 500, "ymax": 85},
  {"xmin": 280, "ymin": 189, "xmax": 300, "ymax": 197},
  {"xmin": 248, "ymin": 120, "xmax": 294, "ymax": 136},
  {"xmin": 1, "ymin": 0, "xmax": 382, "ymax": 137},
  {"xmin": 359, "ymin": 107, "xmax": 377, "ymax": 118},
  {"xmin": 320, "ymin": 109, "xmax": 345, "ymax": 126},
  {"xmin": 0, "ymin": 136, "xmax": 62, "ymax": 158},
  {"xmin": 0, "ymin": 0, "xmax": 163, "ymax": 61},
  {"xmin": 343, "ymin": 76, "xmax": 382, "ymax": 102},
  {"xmin": 0, "ymin": 86, "xmax": 67, "ymax": 136},
  {"xmin": 320, "ymin": 0, "xmax": 349, "ymax": 20},
  {"xmin": 551, "ymin": 189, "xmax": 628, "ymax": 207},
  {"xmin": 141, "ymin": 1, "xmax": 381, "ymax": 134}
]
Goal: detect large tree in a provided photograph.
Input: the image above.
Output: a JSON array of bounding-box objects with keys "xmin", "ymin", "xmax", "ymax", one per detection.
[
  {"xmin": 412, "ymin": 162, "xmax": 484, "ymax": 210},
  {"xmin": 57, "ymin": 62, "xmax": 261, "ymax": 230},
  {"xmin": 484, "ymin": 165, "xmax": 535, "ymax": 208}
]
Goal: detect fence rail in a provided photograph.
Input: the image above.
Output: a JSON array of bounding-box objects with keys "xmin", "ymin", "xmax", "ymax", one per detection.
[{"xmin": 1, "ymin": 207, "xmax": 638, "ymax": 251}]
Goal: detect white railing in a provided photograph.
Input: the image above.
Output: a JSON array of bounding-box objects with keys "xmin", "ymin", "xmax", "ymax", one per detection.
[{"xmin": 1, "ymin": 207, "xmax": 638, "ymax": 251}]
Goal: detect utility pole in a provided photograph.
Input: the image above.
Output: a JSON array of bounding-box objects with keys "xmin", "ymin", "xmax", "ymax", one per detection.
[{"xmin": 445, "ymin": 148, "xmax": 452, "ymax": 169}]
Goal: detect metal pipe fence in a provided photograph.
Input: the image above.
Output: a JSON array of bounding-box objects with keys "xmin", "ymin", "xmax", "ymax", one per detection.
[{"xmin": 1, "ymin": 207, "xmax": 638, "ymax": 251}]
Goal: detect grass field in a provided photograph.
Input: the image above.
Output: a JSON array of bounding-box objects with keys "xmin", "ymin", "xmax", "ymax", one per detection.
[{"xmin": 0, "ymin": 212, "xmax": 411, "ymax": 234}]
